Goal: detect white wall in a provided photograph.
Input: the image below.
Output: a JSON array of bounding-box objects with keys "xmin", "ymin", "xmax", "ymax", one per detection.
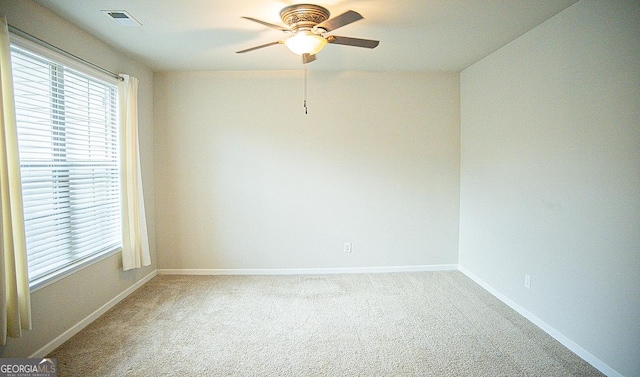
[
  {"xmin": 0, "ymin": 0, "xmax": 156, "ymax": 357},
  {"xmin": 459, "ymin": 1, "xmax": 640, "ymax": 376},
  {"xmin": 154, "ymin": 71, "xmax": 460, "ymax": 270}
]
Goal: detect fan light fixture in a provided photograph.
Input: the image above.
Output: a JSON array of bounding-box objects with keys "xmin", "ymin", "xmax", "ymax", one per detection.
[
  {"xmin": 237, "ymin": 4, "xmax": 379, "ymax": 64},
  {"xmin": 284, "ymin": 30, "xmax": 327, "ymax": 56},
  {"xmin": 237, "ymin": 4, "xmax": 380, "ymax": 113}
]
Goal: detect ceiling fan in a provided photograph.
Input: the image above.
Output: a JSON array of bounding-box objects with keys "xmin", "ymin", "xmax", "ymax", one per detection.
[{"xmin": 236, "ymin": 3, "xmax": 379, "ymax": 64}]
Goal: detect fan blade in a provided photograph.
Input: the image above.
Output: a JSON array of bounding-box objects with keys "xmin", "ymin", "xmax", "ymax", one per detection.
[
  {"xmin": 302, "ymin": 53, "xmax": 316, "ymax": 64},
  {"xmin": 327, "ymin": 36, "xmax": 379, "ymax": 49},
  {"xmin": 316, "ymin": 10, "xmax": 363, "ymax": 32},
  {"xmin": 236, "ymin": 41, "xmax": 283, "ymax": 54},
  {"xmin": 241, "ymin": 17, "xmax": 290, "ymax": 32}
]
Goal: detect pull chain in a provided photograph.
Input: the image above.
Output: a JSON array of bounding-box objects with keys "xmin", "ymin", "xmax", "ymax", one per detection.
[{"xmin": 303, "ymin": 66, "xmax": 308, "ymax": 114}]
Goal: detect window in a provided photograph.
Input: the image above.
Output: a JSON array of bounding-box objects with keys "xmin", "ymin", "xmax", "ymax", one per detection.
[{"xmin": 10, "ymin": 43, "xmax": 121, "ymax": 288}]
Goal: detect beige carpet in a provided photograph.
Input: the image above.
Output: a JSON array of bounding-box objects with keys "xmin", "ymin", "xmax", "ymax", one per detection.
[{"xmin": 49, "ymin": 271, "xmax": 603, "ymax": 376}]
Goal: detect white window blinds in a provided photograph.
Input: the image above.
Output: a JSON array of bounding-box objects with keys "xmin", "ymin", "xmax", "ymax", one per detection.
[{"xmin": 10, "ymin": 44, "xmax": 121, "ymax": 285}]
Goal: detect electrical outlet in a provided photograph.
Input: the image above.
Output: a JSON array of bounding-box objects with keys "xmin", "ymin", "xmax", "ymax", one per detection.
[
  {"xmin": 344, "ymin": 242, "xmax": 352, "ymax": 253},
  {"xmin": 524, "ymin": 274, "xmax": 531, "ymax": 289}
]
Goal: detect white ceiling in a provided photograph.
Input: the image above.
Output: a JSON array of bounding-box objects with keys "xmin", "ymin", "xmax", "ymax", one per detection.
[{"xmin": 32, "ymin": 0, "xmax": 578, "ymax": 72}]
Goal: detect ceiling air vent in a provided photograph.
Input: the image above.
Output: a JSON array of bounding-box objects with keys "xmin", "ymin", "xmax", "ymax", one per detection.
[{"xmin": 101, "ymin": 10, "xmax": 142, "ymax": 26}]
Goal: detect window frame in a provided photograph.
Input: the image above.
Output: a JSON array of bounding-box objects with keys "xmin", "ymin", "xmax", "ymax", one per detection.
[{"xmin": 9, "ymin": 33, "xmax": 123, "ymax": 292}]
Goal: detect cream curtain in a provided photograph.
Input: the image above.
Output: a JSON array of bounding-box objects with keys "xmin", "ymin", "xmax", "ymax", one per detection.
[
  {"xmin": 119, "ymin": 74, "xmax": 150, "ymax": 271},
  {"xmin": 0, "ymin": 16, "xmax": 31, "ymax": 345}
]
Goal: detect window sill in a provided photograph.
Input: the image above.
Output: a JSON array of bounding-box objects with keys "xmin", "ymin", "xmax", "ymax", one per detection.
[{"xmin": 29, "ymin": 247, "xmax": 122, "ymax": 293}]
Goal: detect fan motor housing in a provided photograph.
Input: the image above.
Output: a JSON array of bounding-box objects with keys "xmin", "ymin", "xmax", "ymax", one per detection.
[{"xmin": 280, "ymin": 4, "xmax": 330, "ymax": 32}]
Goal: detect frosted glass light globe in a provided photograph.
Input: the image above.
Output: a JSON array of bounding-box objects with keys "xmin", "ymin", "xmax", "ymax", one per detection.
[{"xmin": 284, "ymin": 31, "xmax": 327, "ymax": 56}]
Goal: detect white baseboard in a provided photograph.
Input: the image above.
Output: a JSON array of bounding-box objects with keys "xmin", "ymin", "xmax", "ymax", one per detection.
[
  {"xmin": 29, "ymin": 269, "xmax": 158, "ymax": 358},
  {"xmin": 457, "ymin": 265, "xmax": 622, "ymax": 377},
  {"xmin": 157, "ymin": 264, "xmax": 457, "ymax": 276}
]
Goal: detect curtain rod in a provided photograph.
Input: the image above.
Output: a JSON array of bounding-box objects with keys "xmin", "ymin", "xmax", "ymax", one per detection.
[{"xmin": 8, "ymin": 24, "xmax": 123, "ymax": 81}]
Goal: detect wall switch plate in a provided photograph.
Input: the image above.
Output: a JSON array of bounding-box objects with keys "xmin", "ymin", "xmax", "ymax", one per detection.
[
  {"xmin": 344, "ymin": 242, "xmax": 352, "ymax": 253},
  {"xmin": 524, "ymin": 274, "xmax": 531, "ymax": 289}
]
